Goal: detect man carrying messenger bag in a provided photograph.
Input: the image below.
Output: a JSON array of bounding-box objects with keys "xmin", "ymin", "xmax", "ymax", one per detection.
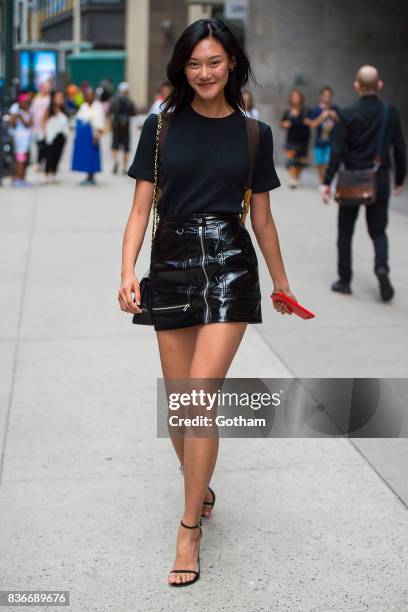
[{"xmin": 321, "ymin": 65, "xmax": 406, "ymax": 302}]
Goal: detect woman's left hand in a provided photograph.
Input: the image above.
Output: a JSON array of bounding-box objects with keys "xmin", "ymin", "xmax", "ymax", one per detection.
[{"xmin": 270, "ymin": 287, "xmax": 296, "ymax": 315}]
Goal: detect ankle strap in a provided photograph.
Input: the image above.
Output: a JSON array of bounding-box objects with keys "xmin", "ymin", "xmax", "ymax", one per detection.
[{"xmin": 180, "ymin": 519, "xmax": 202, "ymax": 529}]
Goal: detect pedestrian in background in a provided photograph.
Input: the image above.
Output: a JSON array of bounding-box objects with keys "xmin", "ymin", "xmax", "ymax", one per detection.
[
  {"xmin": 30, "ymin": 75, "xmax": 52, "ymax": 170},
  {"xmin": 305, "ymin": 86, "xmax": 340, "ymax": 183},
  {"xmin": 98, "ymin": 78, "xmax": 114, "ymax": 115},
  {"xmin": 8, "ymin": 93, "xmax": 33, "ymax": 187},
  {"xmin": 108, "ymin": 82, "xmax": 137, "ymax": 175},
  {"xmin": 280, "ymin": 89, "xmax": 310, "ymax": 188},
  {"xmin": 242, "ymin": 88, "xmax": 260, "ymax": 118},
  {"xmin": 147, "ymin": 80, "xmax": 173, "ymax": 115},
  {"xmin": 321, "ymin": 65, "xmax": 406, "ymax": 301},
  {"xmin": 43, "ymin": 90, "xmax": 69, "ymax": 184},
  {"xmin": 71, "ymin": 88, "xmax": 105, "ymax": 186}
]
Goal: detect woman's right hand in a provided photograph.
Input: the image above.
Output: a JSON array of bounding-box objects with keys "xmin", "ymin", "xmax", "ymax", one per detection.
[
  {"xmin": 118, "ymin": 272, "xmax": 143, "ymax": 314},
  {"xmin": 270, "ymin": 287, "xmax": 296, "ymax": 315}
]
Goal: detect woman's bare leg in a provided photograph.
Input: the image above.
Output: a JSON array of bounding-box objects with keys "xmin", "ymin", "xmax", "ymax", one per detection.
[
  {"xmin": 165, "ymin": 321, "xmax": 247, "ymax": 584},
  {"xmin": 156, "ymin": 326, "xmax": 198, "ymax": 467},
  {"xmin": 156, "ymin": 325, "xmax": 215, "ymax": 514}
]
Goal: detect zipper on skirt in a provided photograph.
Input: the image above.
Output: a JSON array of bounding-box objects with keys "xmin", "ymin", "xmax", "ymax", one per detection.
[
  {"xmin": 198, "ymin": 225, "xmax": 210, "ymax": 323},
  {"xmin": 152, "ymin": 285, "xmax": 192, "ymax": 312}
]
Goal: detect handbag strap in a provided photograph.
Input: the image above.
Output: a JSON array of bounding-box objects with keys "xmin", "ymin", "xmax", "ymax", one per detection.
[
  {"xmin": 151, "ymin": 111, "xmax": 173, "ymax": 246},
  {"xmin": 374, "ymin": 102, "xmax": 390, "ymax": 171},
  {"xmin": 241, "ymin": 117, "xmax": 260, "ymax": 224},
  {"xmin": 151, "ymin": 111, "xmax": 260, "ymax": 236},
  {"xmin": 151, "ymin": 112, "xmax": 163, "ymax": 246}
]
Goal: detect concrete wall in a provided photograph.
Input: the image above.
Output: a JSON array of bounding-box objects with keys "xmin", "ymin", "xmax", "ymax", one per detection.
[
  {"xmin": 246, "ymin": 0, "xmax": 408, "ymax": 162},
  {"xmin": 126, "ymin": 0, "xmax": 187, "ymax": 111},
  {"xmin": 126, "ymin": 0, "xmax": 149, "ymax": 108},
  {"xmin": 147, "ymin": 0, "xmax": 187, "ymax": 106}
]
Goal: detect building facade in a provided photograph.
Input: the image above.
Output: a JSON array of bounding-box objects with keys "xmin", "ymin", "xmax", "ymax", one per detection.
[
  {"xmin": 127, "ymin": 0, "xmax": 407, "ymax": 162},
  {"xmin": 38, "ymin": 0, "xmax": 125, "ymax": 50}
]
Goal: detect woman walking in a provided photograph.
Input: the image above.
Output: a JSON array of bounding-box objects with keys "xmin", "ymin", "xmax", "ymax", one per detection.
[
  {"xmin": 8, "ymin": 93, "xmax": 33, "ymax": 187},
  {"xmin": 118, "ymin": 19, "xmax": 296, "ymax": 587},
  {"xmin": 43, "ymin": 90, "xmax": 69, "ymax": 183},
  {"xmin": 71, "ymin": 87, "xmax": 105, "ymax": 185},
  {"xmin": 280, "ymin": 88, "xmax": 311, "ymax": 188}
]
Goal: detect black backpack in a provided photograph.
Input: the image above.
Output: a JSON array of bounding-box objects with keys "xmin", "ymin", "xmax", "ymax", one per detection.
[{"xmin": 113, "ymin": 97, "xmax": 132, "ymax": 130}]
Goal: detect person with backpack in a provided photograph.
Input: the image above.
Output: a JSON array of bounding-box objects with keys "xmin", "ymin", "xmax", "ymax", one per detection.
[{"xmin": 109, "ymin": 82, "xmax": 137, "ymax": 175}]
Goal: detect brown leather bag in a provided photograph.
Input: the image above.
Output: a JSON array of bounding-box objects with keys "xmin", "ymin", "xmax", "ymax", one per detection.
[
  {"xmin": 241, "ymin": 116, "xmax": 260, "ymax": 224},
  {"xmin": 335, "ymin": 166, "xmax": 379, "ymax": 207},
  {"xmin": 334, "ymin": 103, "xmax": 389, "ymax": 207}
]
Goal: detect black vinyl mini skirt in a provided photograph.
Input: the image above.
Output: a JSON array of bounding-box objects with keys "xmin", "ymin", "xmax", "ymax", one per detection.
[{"xmin": 149, "ymin": 212, "xmax": 262, "ymax": 331}]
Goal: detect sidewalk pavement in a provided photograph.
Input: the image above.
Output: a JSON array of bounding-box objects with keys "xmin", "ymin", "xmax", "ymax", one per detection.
[{"xmin": 0, "ymin": 132, "xmax": 407, "ymax": 611}]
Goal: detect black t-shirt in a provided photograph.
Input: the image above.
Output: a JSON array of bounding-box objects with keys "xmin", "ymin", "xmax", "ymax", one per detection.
[
  {"xmin": 127, "ymin": 104, "xmax": 281, "ymax": 219},
  {"xmin": 281, "ymin": 107, "xmax": 310, "ymax": 148}
]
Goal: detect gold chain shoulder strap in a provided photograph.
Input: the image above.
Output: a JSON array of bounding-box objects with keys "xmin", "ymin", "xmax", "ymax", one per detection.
[{"xmin": 151, "ymin": 112, "xmax": 163, "ymax": 247}]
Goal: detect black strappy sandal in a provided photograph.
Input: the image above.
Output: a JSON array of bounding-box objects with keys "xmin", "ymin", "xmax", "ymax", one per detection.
[
  {"xmin": 201, "ymin": 485, "xmax": 216, "ymax": 518},
  {"xmin": 179, "ymin": 463, "xmax": 216, "ymax": 518},
  {"xmin": 168, "ymin": 519, "xmax": 202, "ymax": 587}
]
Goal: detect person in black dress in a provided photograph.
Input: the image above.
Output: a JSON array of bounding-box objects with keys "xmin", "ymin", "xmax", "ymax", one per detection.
[
  {"xmin": 280, "ymin": 89, "xmax": 311, "ymax": 188},
  {"xmin": 118, "ymin": 19, "xmax": 298, "ymax": 587}
]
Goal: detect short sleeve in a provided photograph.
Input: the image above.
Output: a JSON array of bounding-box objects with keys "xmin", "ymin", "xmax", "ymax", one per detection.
[
  {"xmin": 252, "ymin": 123, "xmax": 281, "ymax": 193},
  {"xmin": 281, "ymin": 110, "xmax": 289, "ymax": 121},
  {"xmin": 127, "ymin": 113, "xmax": 158, "ymax": 182}
]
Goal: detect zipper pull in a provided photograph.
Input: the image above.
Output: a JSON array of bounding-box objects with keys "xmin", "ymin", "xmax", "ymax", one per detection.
[{"xmin": 183, "ymin": 304, "xmax": 190, "ymax": 311}]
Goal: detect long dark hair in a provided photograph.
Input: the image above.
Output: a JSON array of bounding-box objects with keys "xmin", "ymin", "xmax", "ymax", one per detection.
[
  {"xmin": 47, "ymin": 90, "xmax": 67, "ymax": 118},
  {"xmin": 288, "ymin": 88, "xmax": 305, "ymax": 107},
  {"xmin": 161, "ymin": 18, "xmax": 257, "ymax": 115}
]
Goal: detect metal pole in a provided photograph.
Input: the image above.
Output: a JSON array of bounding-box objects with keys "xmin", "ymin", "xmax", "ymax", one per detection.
[
  {"xmin": 31, "ymin": 0, "xmax": 39, "ymax": 43},
  {"xmin": 21, "ymin": 0, "xmax": 28, "ymax": 45},
  {"xmin": 1, "ymin": 0, "xmax": 15, "ymax": 186},
  {"xmin": 73, "ymin": 0, "xmax": 81, "ymax": 55},
  {"xmin": 4, "ymin": 0, "xmax": 14, "ymax": 96}
]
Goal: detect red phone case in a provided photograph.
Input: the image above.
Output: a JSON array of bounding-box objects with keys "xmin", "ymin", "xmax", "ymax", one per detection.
[{"xmin": 271, "ymin": 292, "xmax": 316, "ymax": 319}]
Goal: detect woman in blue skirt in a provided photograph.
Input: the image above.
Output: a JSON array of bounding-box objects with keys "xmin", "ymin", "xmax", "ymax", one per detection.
[
  {"xmin": 118, "ymin": 19, "xmax": 298, "ymax": 587},
  {"xmin": 71, "ymin": 88, "xmax": 105, "ymax": 185}
]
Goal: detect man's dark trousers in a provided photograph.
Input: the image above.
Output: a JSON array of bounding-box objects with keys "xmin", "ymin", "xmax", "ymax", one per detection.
[{"xmin": 337, "ymin": 170, "xmax": 390, "ymax": 284}]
